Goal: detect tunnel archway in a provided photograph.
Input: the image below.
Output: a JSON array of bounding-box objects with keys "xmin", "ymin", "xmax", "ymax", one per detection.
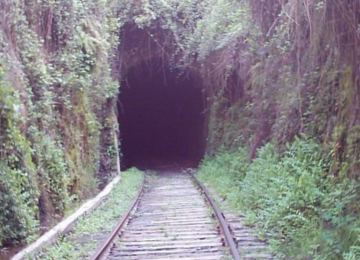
[{"xmin": 118, "ymin": 60, "xmax": 206, "ymax": 169}]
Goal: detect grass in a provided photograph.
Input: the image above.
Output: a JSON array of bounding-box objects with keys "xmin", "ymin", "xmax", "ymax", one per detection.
[{"xmin": 28, "ymin": 168, "xmax": 144, "ymax": 260}]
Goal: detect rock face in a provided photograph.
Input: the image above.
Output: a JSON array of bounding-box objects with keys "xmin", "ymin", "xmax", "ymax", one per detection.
[{"xmin": 0, "ymin": 1, "xmax": 120, "ymax": 246}]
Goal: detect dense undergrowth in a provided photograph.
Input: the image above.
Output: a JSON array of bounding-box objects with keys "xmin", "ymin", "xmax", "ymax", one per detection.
[{"xmin": 198, "ymin": 139, "xmax": 360, "ymax": 260}]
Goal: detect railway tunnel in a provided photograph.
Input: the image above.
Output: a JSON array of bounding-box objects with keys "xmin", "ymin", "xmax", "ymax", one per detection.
[{"xmin": 118, "ymin": 59, "xmax": 206, "ymax": 169}]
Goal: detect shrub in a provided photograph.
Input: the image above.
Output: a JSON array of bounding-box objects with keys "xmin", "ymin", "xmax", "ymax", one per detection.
[{"xmin": 198, "ymin": 138, "xmax": 360, "ymax": 259}]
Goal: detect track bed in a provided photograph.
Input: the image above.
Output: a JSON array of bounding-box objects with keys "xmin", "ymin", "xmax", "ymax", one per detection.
[{"xmin": 106, "ymin": 171, "xmax": 227, "ymax": 260}]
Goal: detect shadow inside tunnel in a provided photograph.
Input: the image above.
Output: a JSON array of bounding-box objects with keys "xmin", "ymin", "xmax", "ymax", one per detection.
[{"xmin": 118, "ymin": 59, "xmax": 206, "ymax": 171}]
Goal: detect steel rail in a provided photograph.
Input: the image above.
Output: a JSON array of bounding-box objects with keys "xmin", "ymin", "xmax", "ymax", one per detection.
[
  {"xmin": 89, "ymin": 180, "xmax": 145, "ymax": 260},
  {"xmin": 90, "ymin": 171, "xmax": 240, "ymax": 260},
  {"xmin": 188, "ymin": 172, "xmax": 241, "ymax": 260}
]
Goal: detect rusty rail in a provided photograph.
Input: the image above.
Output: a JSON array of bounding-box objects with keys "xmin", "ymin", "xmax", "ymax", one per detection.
[
  {"xmin": 189, "ymin": 172, "xmax": 241, "ymax": 260},
  {"xmin": 89, "ymin": 180, "xmax": 145, "ymax": 260}
]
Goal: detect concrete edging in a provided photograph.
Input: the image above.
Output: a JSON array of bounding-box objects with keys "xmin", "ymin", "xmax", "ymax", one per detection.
[{"xmin": 11, "ymin": 175, "xmax": 121, "ymax": 260}]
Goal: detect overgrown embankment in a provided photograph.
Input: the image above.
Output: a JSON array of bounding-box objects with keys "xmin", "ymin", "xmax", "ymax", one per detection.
[
  {"xmin": 0, "ymin": 1, "xmax": 121, "ymax": 246},
  {"xmin": 198, "ymin": 139, "xmax": 360, "ymax": 260},
  {"xmin": 197, "ymin": 1, "xmax": 360, "ymax": 258},
  {"xmin": 32, "ymin": 168, "xmax": 143, "ymax": 260}
]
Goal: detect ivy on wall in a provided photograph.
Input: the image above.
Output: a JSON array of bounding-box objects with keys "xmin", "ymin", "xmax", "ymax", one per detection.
[{"xmin": 0, "ymin": 0, "xmax": 121, "ymax": 245}]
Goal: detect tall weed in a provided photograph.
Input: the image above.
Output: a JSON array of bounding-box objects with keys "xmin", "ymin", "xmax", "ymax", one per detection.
[{"xmin": 197, "ymin": 147, "xmax": 248, "ymax": 209}]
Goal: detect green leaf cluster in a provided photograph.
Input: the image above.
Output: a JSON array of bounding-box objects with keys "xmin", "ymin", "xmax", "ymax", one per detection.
[{"xmin": 0, "ymin": 64, "xmax": 39, "ymax": 245}]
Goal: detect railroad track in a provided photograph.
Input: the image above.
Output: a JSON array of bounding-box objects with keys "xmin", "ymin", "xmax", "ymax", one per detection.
[
  {"xmin": 90, "ymin": 167, "xmax": 274, "ymax": 260},
  {"xmin": 90, "ymin": 167, "xmax": 239, "ymax": 260}
]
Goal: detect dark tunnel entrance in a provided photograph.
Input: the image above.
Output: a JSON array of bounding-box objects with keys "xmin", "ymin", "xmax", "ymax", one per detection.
[{"xmin": 118, "ymin": 61, "xmax": 206, "ymax": 169}]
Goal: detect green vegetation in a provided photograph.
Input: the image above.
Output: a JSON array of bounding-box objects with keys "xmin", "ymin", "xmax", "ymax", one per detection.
[
  {"xmin": 198, "ymin": 139, "xmax": 360, "ymax": 259},
  {"xmin": 29, "ymin": 168, "xmax": 143, "ymax": 260},
  {"xmin": 0, "ymin": 0, "xmax": 121, "ymax": 246},
  {"xmin": 1, "ymin": 0, "xmax": 360, "ymax": 258},
  {"xmin": 0, "ymin": 65, "xmax": 39, "ymax": 246}
]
